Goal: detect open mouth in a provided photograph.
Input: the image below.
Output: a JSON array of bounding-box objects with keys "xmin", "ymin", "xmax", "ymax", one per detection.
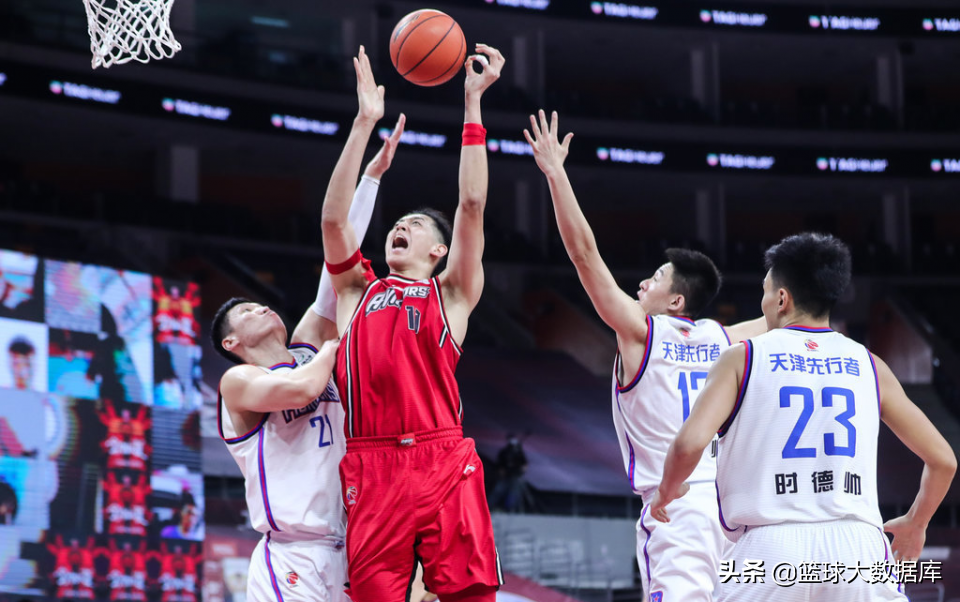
[{"xmin": 392, "ymin": 234, "xmax": 408, "ymax": 249}]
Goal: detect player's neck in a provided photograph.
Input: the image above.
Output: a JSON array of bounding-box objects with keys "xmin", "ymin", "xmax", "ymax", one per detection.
[
  {"xmin": 243, "ymin": 340, "xmax": 294, "ymax": 368},
  {"xmin": 387, "ymin": 262, "xmax": 432, "ymax": 281},
  {"xmin": 780, "ymin": 313, "xmax": 830, "ymax": 330}
]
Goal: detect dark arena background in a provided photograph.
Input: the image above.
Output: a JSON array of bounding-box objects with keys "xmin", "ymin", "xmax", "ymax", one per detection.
[{"xmin": 0, "ymin": 0, "xmax": 958, "ymax": 600}]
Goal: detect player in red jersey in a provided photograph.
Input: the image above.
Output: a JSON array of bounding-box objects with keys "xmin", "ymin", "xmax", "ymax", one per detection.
[
  {"xmin": 321, "ymin": 45, "xmax": 505, "ymax": 602},
  {"xmin": 150, "ymin": 542, "xmax": 202, "ymax": 602},
  {"xmin": 99, "ymin": 401, "xmax": 151, "ymax": 472},
  {"xmin": 47, "ymin": 535, "xmax": 96, "ymax": 600},
  {"xmin": 103, "ymin": 473, "xmax": 150, "ymax": 536},
  {"xmin": 153, "ymin": 279, "xmax": 201, "ymax": 345},
  {"xmin": 95, "ymin": 540, "xmax": 148, "ymax": 601}
]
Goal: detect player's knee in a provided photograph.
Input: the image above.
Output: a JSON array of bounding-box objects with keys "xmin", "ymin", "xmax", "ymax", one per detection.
[{"xmin": 442, "ymin": 583, "xmax": 498, "ymax": 602}]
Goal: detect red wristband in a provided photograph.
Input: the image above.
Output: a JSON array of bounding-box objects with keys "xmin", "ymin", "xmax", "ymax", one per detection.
[
  {"xmin": 462, "ymin": 123, "xmax": 487, "ymax": 146},
  {"xmin": 325, "ymin": 248, "xmax": 362, "ymax": 275}
]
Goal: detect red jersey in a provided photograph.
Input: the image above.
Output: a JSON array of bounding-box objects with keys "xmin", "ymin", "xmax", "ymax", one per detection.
[
  {"xmin": 103, "ymin": 474, "xmax": 150, "ymax": 536},
  {"xmin": 336, "ymin": 273, "xmax": 463, "ymax": 438}
]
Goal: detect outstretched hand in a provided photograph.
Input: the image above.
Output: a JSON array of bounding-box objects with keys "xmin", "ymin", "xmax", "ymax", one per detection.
[
  {"xmin": 464, "ymin": 43, "xmax": 504, "ymax": 98},
  {"xmin": 524, "ymin": 110, "xmax": 574, "ymax": 177},
  {"xmin": 365, "ymin": 114, "xmax": 406, "ymax": 179},
  {"xmin": 354, "ymin": 45, "xmax": 384, "ymax": 124}
]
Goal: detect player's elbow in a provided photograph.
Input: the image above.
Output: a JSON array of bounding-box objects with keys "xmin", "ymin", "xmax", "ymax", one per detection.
[
  {"xmin": 562, "ymin": 231, "xmax": 598, "ymax": 265},
  {"xmin": 568, "ymin": 243, "xmax": 601, "ymax": 272},
  {"xmin": 458, "ymin": 193, "xmax": 486, "ymax": 214},
  {"xmin": 320, "ymin": 205, "xmax": 346, "ymax": 230},
  {"xmin": 672, "ymin": 431, "xmax": 708, "ymax": 464},
  {"xmin": 934, "ymin": 447, "xmax": 958, "ymax": 479},
  {"xmin": 568, "ymin": 248, "xmax": 591, "ymax": 267}
]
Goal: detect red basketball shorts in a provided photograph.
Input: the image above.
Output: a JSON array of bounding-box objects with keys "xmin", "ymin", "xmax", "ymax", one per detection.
[{"xmin": 339, "ymin": 427, "xmax": 502, "ymax": 601}]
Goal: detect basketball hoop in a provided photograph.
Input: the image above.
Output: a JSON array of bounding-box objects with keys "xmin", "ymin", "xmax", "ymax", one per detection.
[{"xmin": 81, "ymin": 0, "xmax": 182, "ymax": 69}]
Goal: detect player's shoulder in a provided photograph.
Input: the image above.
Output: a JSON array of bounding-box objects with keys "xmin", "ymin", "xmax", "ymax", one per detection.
[
  {"xmin": 693, "ymin": 317, "xmax": 731, "ymax": 337},
  {"xmin": 713, "ymin": 342, "xmax": 748, "ymax": 375},
  {"xmin": 287, "ymin": 343, "xmax": 318, "ymax": 364},
  {"xmin": 219, "ymin": 364, "xmax": 263, "ymax": 393},
  {"xmin": 656, "ymin": 314, "xmax": 726, "ymax": 340}
]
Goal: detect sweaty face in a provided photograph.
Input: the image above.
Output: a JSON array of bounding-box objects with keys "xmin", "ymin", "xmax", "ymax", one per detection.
[
  {"xmin": 224, "ymin": 302, "xmax": 286, "ymax": 350},
  {"xmin": 636, "ymin": 263, "xmax": 678, "ymax": 315},
  {"xmin": 385, "ymin": 214, "xmax": 444, "ymax": 270}
]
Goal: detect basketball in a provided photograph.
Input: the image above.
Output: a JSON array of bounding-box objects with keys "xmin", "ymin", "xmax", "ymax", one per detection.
[{"xmin": 389, "ymin": 9, "xmax": 467, "ymax": 87}]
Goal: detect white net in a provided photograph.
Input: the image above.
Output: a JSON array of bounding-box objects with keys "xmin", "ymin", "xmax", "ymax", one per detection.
[{"xmin": 82, "ymin": 0, "xmax": 182, "ymax": 69}]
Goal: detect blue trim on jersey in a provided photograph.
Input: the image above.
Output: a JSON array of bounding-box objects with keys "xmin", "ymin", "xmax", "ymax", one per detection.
[
  {"xmin": 718, "ymin": 340, "xmax": 753, "ymax": 437},
  {"xmin": 258, "ymin": 430, "xmax": 282, "ymax": 532},
  {"xmin": 876, "ymin": 527, "xmax": 902, "ymax": 593},
  {"xmin": 264, "ymin": 532, "xmax": 286, "ymax": 602},
  {"xmin": 868, "ymin": 352, "xmax": 881, "ymax": 414},
  {"xmin": 784, "ymin": 325, "xmax": 833, "ymax": 333},
  {"xmin": 269, "ymin": 361, "xmax": 297, "ymax": 370},
  {"xmin": 618, "ymin": 315, "xmax": 655, "ymax": 393},
  {"xmin": 288, "ymin": 342, "xmax": 319, "ymax": 353},
  {"xmin": 720, "ymin": 325, "xmax": 732, "ymax": 346},
  {"xmin": 639, "ymin": 506, "xmax": 653, "ymax": 593},
  {"xmin": 614, "ymin": 388, "xmax": 639, "ymax": 491},
  {"xmin": 715, "ymin": 481, "xmax": 740, "ymax": 534},
  {"xmin": 218, "ymin": 390, "xmax": 268, "ymax": 444},
  {"xmin": 668, "ymin": 315, "xmax": 696, "ymax": 325}
]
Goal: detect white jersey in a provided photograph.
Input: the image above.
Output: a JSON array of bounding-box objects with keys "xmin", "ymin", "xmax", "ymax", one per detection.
[
  {"xmin": 612, "ymin": 314, "xmax": 731, "ymax": 495},
  {"xmin": 716, "ymin": 326, "xmax": 882, "ymax": 539},
  {"xmin": 219, "ymin": 343, "xmax": 346, "ymax": 543}
]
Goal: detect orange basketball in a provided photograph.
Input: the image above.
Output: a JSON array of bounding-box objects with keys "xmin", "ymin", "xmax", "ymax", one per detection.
[{"xmin": 389, "ymin": 9, "xmax": 466, "ymax": 87}]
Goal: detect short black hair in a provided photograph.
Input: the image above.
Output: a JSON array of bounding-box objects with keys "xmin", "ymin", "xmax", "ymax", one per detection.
[
  {"xmin": 664, "ymin": 248, "xmax": 722, "ymax": 318},
  {"xmin": 763, "ymin": 232, "xmax": 852, "ymax": 319},
  {"xmin": 8, "ymin": 337, "xmax": 34, "ymax": 355},
  {"xmin": 405, "ymin": 207, "xmax": 452, "ymax": 276},
  {"xmin": 210, "ymin": 297, "xmax": 251, "ymax": 365}
]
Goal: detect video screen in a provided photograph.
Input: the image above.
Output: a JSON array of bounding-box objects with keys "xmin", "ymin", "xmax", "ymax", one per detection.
[
  {"xmin": 0, "ymin": 249, "xmax": 203, "ymax": 601},
  {"xmin": 0, "ymin": 249, "xmax": 44, "ymax": 323}
]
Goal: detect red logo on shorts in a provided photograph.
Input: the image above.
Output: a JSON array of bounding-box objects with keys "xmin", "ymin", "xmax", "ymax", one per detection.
[
  {"xmin": 346, "ymin": 486, "xmax": 358, "ymax": 506},
  {"xmin": 804, "ymin": 339, "xmax": 819, "ymax": 351},
  {"xmin": 286, "ymin": 571, "xmax": 300, "ymax": 587}
]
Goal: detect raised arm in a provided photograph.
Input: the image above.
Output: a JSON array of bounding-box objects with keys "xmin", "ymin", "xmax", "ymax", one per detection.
[
  {"xmin": 649, "ymin": 344, "xmax": 744, "ymax": 522},
  {"xmin": 524, "ymin": 110, "xmax": 648, "ymax": 343},
  {"xmin": 320, "ymin": 46, "xmax": 385, "ymax": 297},
  {"xmin": 220, "ymin": 340, "xmax": 338, "ymax": 414},
  {"xmin": 877, "ymin": 353, "xmax": 957, "ymax": 561},
  {"xmin": 293, "ymin": 123, "xmax": 404, "ymax": 348},
  {"xmin": 440, "ymin": 44, "xmax": 504, "ymax": 338}
]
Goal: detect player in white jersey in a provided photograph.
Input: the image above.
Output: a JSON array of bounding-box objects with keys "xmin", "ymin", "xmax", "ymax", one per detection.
[
  {"xmin": 210, "ymin": 119, "xmax": 406, "ymax": 602},
  {"xmin": 525, "ymin": 110, "xmax": 767, "ymax": 602},
  {"xmin": 651, "ymin": 232, "xmax": 956, "ymax": 602}
]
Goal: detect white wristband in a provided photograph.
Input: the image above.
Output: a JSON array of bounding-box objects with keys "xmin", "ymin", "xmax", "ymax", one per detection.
[{"xmin": 312, "ymin": 176, "xmax": 380, "ymax": 321}]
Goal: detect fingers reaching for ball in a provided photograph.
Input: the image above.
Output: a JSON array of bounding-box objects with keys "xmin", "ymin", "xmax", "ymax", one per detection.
[
  {"xmin": 354, "ymin": 45, "xmax": 385, "ymax": 124},
  {"xmin": 464, "ymin": 43, "xmax": 504, "ymax": 96}
]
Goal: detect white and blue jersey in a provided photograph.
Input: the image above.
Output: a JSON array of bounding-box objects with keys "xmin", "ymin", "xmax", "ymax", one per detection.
[
  {"xmin": 219, "ymin": 344, "xmax": 346, "ymax": 544},
  {"xmin": 716, "ymin": 326, "xmax": 883, "ymax": 540},
  {"xmin": 612, "ymin": 314, "xmax": 731, "ymax": 497}
]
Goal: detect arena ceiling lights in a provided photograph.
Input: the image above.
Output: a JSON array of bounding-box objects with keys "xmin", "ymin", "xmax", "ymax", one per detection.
[{"xmin": 463, "ymin": 0, "xmax": 960, "ymax": 37}]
